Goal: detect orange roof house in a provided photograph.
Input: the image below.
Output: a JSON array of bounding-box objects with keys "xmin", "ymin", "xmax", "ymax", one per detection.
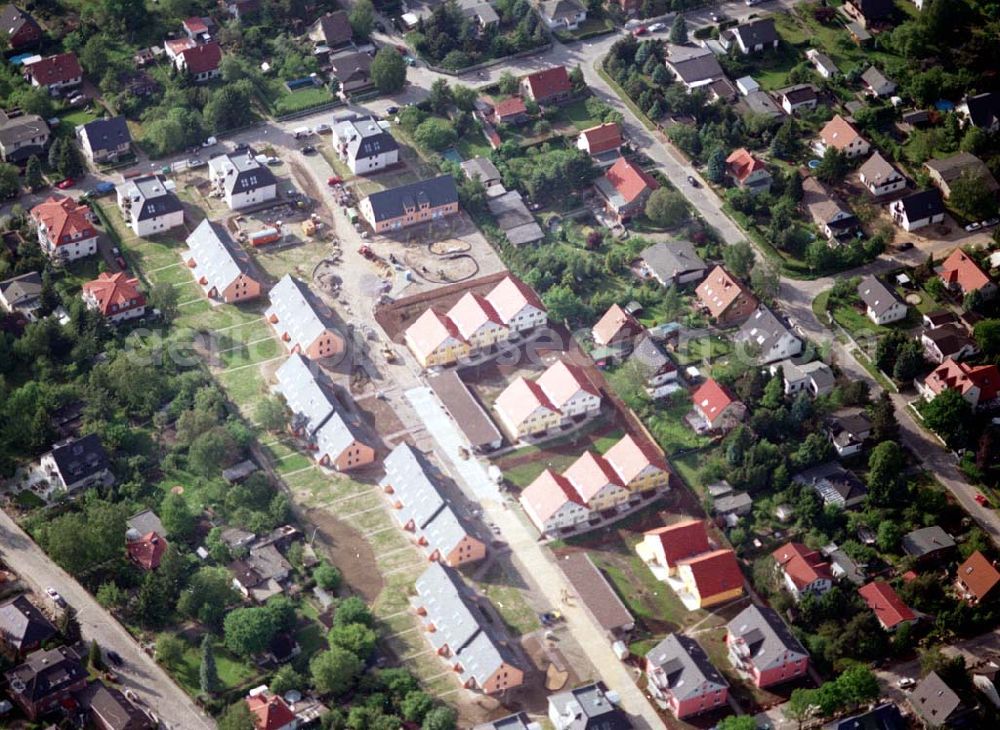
[
  {"xmin": 858, "ymin": 581, "xmax": 916, "ymax": 631},
  {"xmin": 246, "ymin": 692, "xmax": 297, "ymax": 730},
  {"xmin": 595, "ymin": 157, "xmax": 660, "ymax": 221},
  {"xmin": 519, "ymin": 66, "xmax": 572, "ymax": 104},
  {"xmin": 956, "ymin": 550, "xmax": 1000, "ymax": 604},
  {"xmin": 816, "ymin": 114, "xmax": 870, "ymax": 158},
  {"xmin": 82, "ymin": 272, "xmax": 146, "ymax": 322},
  {"xmin": 695, "ymin": 266, "xmax": 758, "ymax": 326},
  {"xmin": 938, "ymin": 249, "xmax": 995, "ymax": 296},
  {"xmin": 691, "ymin": 378, "xmax": 745, "ymax": 431},
  {"xmin": 639, "ymin": 519, "xmax": 711, "ymax": 573},
  {"xmin": 677, "ymin": 549, "xmax": 745, "ymax": 609},
  {"xmin": 578, "ymin": 122, "xmax": 623, "ymax": 156},
  {"xmin": 773, "ymin": 543, "xmax": 833, "ymax": 601},
  {"xmin": 126, "ymin": 531, "xmax": 167, "ymax": 571},
  {"xmin": 726, "ymin": 148, "xmax": 772, "ymax": 192},
  {"xmin": 592, "ymin": 303, "xmax": 643, "ymax": 347},
  {"xmin": 919, "ymin": 358, "xmax": 1000, "ymax": 409},
  {"xmin": 31, "ymin": 196, "xmax": 98, "ymax": 261}
]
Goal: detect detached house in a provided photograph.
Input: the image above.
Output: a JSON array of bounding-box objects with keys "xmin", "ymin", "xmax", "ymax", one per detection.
[
  {"xmin": 639, "ymin": 241, "xmax": 707, "ymax": 287},
  {"xmin": 549, "ymin": 682, "xmax": 632, "ymax": 730},
  {"xmin": 772, "ymin": 542, "xmax": 833, "ymax": 601},
  {"xmin": 815, "ymin": 114, "xmax": 870, "ymax": 158},
  {"xmin": 890, "ymin": 189, "xmax": 945, "ymax": 231},
  {"xmin": 645, "ymin": 634, "xmax": 729, "ymax": 719},
  {"xmin": 735, "ymin": 305, "xmax": 802, "ymax": 364},
  {"xmin": 726, "ymin": 148, "xmax": 772, "ymax": 194},
  {"xmin": 665, "ymin": 45, "xmax": 726, "ymax": 92},
  {"xmin": 577, "ymin": 122, "xmax": 623, "ymax": 160},
  {"xmin": 805, "ymin": 48, "xmax": 840, "ymax": 79},
  {"xmin": 24, "ymin": 52, "xmax": 82, "ymax": 95},
  {"xmin": 329, "ymin": 52, "xmax": 375, "ymax": 98},
  {"xmin": 955, "ymin": 550, "xmax": 1000, "ymax": 604},
  {"xmin": 0, "ymin": 272, "xmax": 42, "ymax": 321},
  {"xmin": 802, "ymin": 176, "xmax": 860, "ymax": 241},
  {"xmin": 40, "ymin": 433, "xmax": 114, "ymax": 492},
  {"xmin": 771, "ymin": 359, "xmax": 836, "ymax": 397},
  {"xmin": 495, "ymin": 359, "xmax": 600, "ymax": 438},
  {"xmin": 520, "ymin": 66, "xmax": 573, "ymax": 105},
  {"xmin": 691, "ymin": 378, "xmax": 745, "ymax": 432},
  {"xmin": 902, "ymin": 525, "xmax": 957, "ymax": 563},
  {"xmin": 82, "ymin": 272, "xmax": 146, "ymax": 324},
  {"xmin": 727, "ymin": 604, "xmax": 809, "ymax": 688},
  {"xmin": 919, "ymin": 358, "xmax": 1000, "ymax": 409},
  {"xmin": 858, "ymin": 275, "xmax": 906, "ymax": 325},
  {"xmin": 776, "ymin": 84, "xmax": 818, "ymax": 115},
  {"xmin": 31, "ymin": 196, "xmax": 98, "ymax": 262},
  {"xmin": 844, "ymin": 0, "xmax": 894, "ymax": 28},
  {"xmin": 639, "ymin": 519, "xmax": 710, "ymax": 576},
  {"xmin": 0, "ymin": 110, "xmax": 49, "ymax": 163},
  {"xmin": 594, "ymin": 156, "xmax": 659, "ymax": 223},
  {"xmin": 117, "ymin": 174, "xmax": 184, "ymax": 237},
  {"xmin": 266, "ymin": 274, "xmax": 344, "ymax": 359},
  {"xmin": 0, "ymin": 5, "xmax": 42, "ymax": 51},
  {"xmin": 184, "ymin": 219, "xmax": 262, "ymax": 303},
  {"xmin": 910, "ymin": 672, "xmax": 976, "ymax": 729},
  {"xmin": 723, "ymin": 17, "xmax": 779, "ymax": 54},
  {"xmin": 308, "ymin": 10, "xmax": 354, "ymax": 49},
  {"xmin": 861, "ymin": 66, "xmax": 896, "ymax": 97},
  {"xmin": 175, "ymin": 42, "xmax": 222, "ymax": 82},
  {"xmin": 331, "ymin": 115, "xmax": 399, "ymax": 174},
  {"xmin": 0, "ymin": 596, "xmax": 57, "ymax": 658},
  {"xmin": 126, "ymin": 531, "xmax": 168, "ymax": 571},
  {"xmin": 359, "ymin": 175, "xmax": 459, "ymax": 233},
  {"xmin": 859, "ymin": 581, "xmax": 915, "ymax": 632},
  {"xmin": 5, "ymin": 647, "xmax": 88, "ymax": 720},
  {"xmin": 246, "ymin": 692, "xmax": 298, "ymax": 730},
  {"xmin": 695, "ymin": 265, "xmax": 758, "ymax": 326},
  {"xmin": 539, "ymin": 0, "xmax": 586, "ymax": 30},
  {"xmin": 957, "ymin": 92, "xmax": 1000, "ymax": 132},
  {"xmin": 938, "ymin": 248, "xmax": 996, "ymax": 297},
  {"xmin": 925, "ymin": 152, "xmax": 1000, "ymax": 199},
  {"xmin": 629, "ymin": 335, "xmax": 679, "ymax": 397},
  {"xmin": 922, "ymin": 323, "xmax": 976, "ymax": 364},
  {"xmin": 485, "ymin": 96, "xmax": 529, "ymax": 126},
  {"xmin": 592, "ymin": 303, "xmax": 643, "ymax": 348},
  {"xmin": 858, "ymin": 151, "xmax": 906, "ymax": 197},
  {"xmin": 77, "ymin": 116, "xmax": 132, "ymax": 164},
  {"xmin": 209, "ymin": 151, "xmax": 277, "ymax": 210}
]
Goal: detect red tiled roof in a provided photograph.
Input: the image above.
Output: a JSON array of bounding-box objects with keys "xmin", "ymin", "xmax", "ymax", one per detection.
[
  {"xmin": 521, "ymin": 469, "xmax": 585, "ymax": 523},
  {"xmin": 82, "ymin": 272, "xmax": 145, "ymax": 317},
  {"xmin": 604, "ymin": 433, "xmax": 669, "ymax": 485},
  {"xmin": 493, "ymin": 96, "xmax": 527, "ymax": 118},
  {"xmin": 643, "ymin": 519, "xmax": 709, "ymax": 567},
  {"xmin": 30, "ymin": 196, "xmax": 96, "ymax": 246},
  {"xmin": 692, "ymin": 378, "xmax": 737, "ymax": 427},
  {"xmin": 956, "ymin": 550, "xmax": 1000, "ymax": 602},
  {"xmin": 126, "ymin": 531, "xmax": 167, "ymax": 571},
  {"xmin": 496, "ymin": 376, "xmax": 558, "ymax": 427},
  {"xmin": 923, "ymin": 358, "xmax": 1000, "ymax": 403},
  {"xmin": 940, "ymin": 249, "xmax": 993, "ymax": 294},
  {"xmin": 183, "ymin": 16, "xmax": 209, "ymax": 33},
  {"xmin": 726, "ymin": 148, "xmax": 768, "ymax": 183},
  {"xmin": 26, "ymin": 52, "xmax": 82, "ymax": 86},
  {"xmin": 858, "ymin": 581, "xmax": 915, "ymax": 629},
  {"xmin": 246, "ymin": 693, "xmax": 296, "ymax": 730},
  {"xmin": 522, "ymin": 66, "xmax": 571, "ymax": 100},
  {"xmin": 446, "ymin": 292, "xmax": 502, "ymax": 340},
  {"xmin": 406, "ymin": 307, "xmax": 465, "ymax": 355},
  {"xmin": 580, "ymin": 122, "xmax": 623, "ymax": 155},
  {"xmin": 592, "ymin": 303, "xmax": 642, "ymax": 346},
  {"xmin": 679, "ymin": 549, "xmax": 744, "ymax": 599},
  {"xmin": 603, "ymin": 157, "xmax": 660, "ymax": 205},
  {"xmin": 178, "ymin": 42, "xmax": 222, "ymax": 74},
  {"xmin": 772, "ymin": 543, "xmax": 832, "ymax": 591}
]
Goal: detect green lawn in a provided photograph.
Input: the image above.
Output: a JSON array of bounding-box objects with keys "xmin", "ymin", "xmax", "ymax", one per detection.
[
  {"xmin": 476, "ymin": 558, "xmax": 541, "ymax": 637},
  {"xmin": 14, "ymin": 491, "xmax": 45, "ymax": 510},
  {"xmin": 550, "ymin": 98, "xmax": 603, "ymax": 132},
  {"xmin": 673, "ymin": 334, "xmax": 731, "ymax": 366},
  {"xmin": 168, "ymin": 635, "xmax": 259, "ymax": 697},
  {"xmin": 455, "ymin": 134, "xmax": 494, "ymax": 161},
  {"xmin": 266, "ymin": 83, "xmax": 336, "ymax": 116},
  {"xmin": 647, "ymin": 397, "xmax": 711, "ymax": 456},
  {"xmin": 671, "ymin": 451, "xmax": 709, "ymax": 496}
]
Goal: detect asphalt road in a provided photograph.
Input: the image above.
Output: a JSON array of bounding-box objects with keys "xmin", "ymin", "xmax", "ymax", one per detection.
[{"xmin": 0, "ymin": 509, "xmax": 214, "ymax": 730}]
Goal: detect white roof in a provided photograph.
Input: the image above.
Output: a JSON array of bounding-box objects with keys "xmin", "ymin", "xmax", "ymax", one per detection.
[
  {"xmin": 274, "ymin": 354, "xmax": 335, "ymax": 436},
  {"xmin": 265, "ymin": 274, "xmax": 331, "ymax": 352},
  {"xmin": 185, "ymin": 219, "xmax": 245, "ymax": 296}
]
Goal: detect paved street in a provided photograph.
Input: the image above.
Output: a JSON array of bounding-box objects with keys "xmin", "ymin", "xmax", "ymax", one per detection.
[{"xmin": 0, "ymin": 509, "xmax": 214, "ymax": 730}]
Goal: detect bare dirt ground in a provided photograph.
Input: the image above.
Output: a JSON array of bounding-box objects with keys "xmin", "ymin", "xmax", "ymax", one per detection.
[{"xmin": 303, "ymin": 507, "xmax": 383, "ymax": 603}]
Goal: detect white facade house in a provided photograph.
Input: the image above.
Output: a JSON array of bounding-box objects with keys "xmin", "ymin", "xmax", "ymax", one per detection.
[
  {"xmin": 208, "ymin": 151, "xmax": 277, "ymax": 210},
  {"xmin": 735, "ymin": 306, "xmax": 802, "ymax": 364},
  {"xmin": 331, "ymin": 115, "xmax": 399, "ymax": 174},
  {"xmin": 857, "ymin": 276, "xmax": 907, "ymax": 325},
  {"xmin": 890, "ymin": 189, "xmax": 946, "ymax": 232},
  {"xmin": 117, "ymin": 175, "xmax": 185, "ymax": 237},
  {"xmin": 858, "ymin": 152, "xmax": 907, "ymax": 197},
  {"xmin": 539, "ymin": 0, "xmax": 587, "ymax": 30}
]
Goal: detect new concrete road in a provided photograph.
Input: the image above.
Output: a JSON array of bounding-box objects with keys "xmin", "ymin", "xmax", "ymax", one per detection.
[{"xmin": 0, "ymin": 509, "xmax": 214, "ymax": 730}]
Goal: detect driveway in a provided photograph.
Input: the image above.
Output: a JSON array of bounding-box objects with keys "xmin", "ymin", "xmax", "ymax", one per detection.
[{"xmin": 0, "ymin": 508, "xmax": 214, "ymax": 730}]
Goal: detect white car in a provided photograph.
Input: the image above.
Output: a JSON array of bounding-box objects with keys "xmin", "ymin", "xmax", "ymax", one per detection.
[
  {"xmin": 45, "ymin": 587, "xmax": 65, "ymax": 607},
  {"xmin": 314, "ymin": 123, "xmax": 331, "ymax": 133},
  {"xmin": 202, "ymin": 136, "xmax": 218, "ymax": 147},
  {"xmin": 647, "ymin": 22, "xmax": 666, "ymax": 31},
  {"xmin": 965, "ymin": 222, "xmax": 983, "ymax": 232},
  {"xmin": 898, "ymin": 677, "xmax": 916, "ymax": 690}
]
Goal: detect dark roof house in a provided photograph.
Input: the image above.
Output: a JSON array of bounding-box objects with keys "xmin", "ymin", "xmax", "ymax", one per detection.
[
  {"xmin": 363, "ymin": 175, "xmax": 458, "ymax": 223},
  {"xmin": 902, "ymin": 525, "xmax": 956, "ymax": 561},
  {"xmin": 910, "ymin": 672, "xmax": 976, "ymax": 727},
  {"xmin": 0, "ymin": 596, "xmax": 57, "ymax": 656}
]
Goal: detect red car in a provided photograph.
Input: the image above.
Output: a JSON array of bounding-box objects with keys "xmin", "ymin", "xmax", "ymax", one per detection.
[
  {"xmin": 975, "ymin": 492, "xmax": 989, "ymax": 506},
  {"xmin": 632, "ymin": 25, "xmax": 648, "ymax": 36},
  {"xmin": 56, "ymin": 178, "xmax": 75, "ymax": 189},
  {"xmin": 327, "ymin": 176, "xmax": 343, "ymax": 186}
]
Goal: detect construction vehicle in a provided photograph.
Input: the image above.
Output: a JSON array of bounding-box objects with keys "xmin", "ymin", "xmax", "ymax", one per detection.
[
  {"xmin": 382, "ymin": 345, "xmax": 397, "ymax": 363},
  {"xmin": 301, "ymin": 218, "xmax": 317, "ymax": 237},
  {"xmin": 249, "ymin": 226, "xmax": 282, "ymax": 247}
]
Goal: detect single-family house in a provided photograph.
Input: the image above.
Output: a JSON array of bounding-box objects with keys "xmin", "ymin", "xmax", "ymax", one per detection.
[
  {"xmin": 331, "ymin": 115, "xmax": 399, "ymax": 174},
  {"xmin": 0, "ymin": 272, "xmax": 42, "ymax": 321},
  {"xmin": 805, "ymin": 49, "xmax": 839, "ymax": 79},
  {"xmin": 695, "ymin": 266, "xmax": 758, "ymax": 326},
  {"xmin": 4, "ymin": 647, "xmax": 88, "ymax": 720},
  {"xmin": 174, "ymin": 42, "xmax": 222, "ymax": 82},
  {"xmin": 922, "ymin": 324, "xmax": 977, "ymax": 364},
  {"xmin": 957, "ymin": 92, "xmax": 1000, "ymax": 132},
  {"xmin": 645, "ymin": 634, "xmax": 729, "ymax": 719},
  {"xmin": 414, "ymin": 562, "xmax": 524, "ymax": 693},
  {"xmin": 639, "ymin": 241, "xmax": 707, "ymax": 287},
  {"xmin": 0, "ymin": 5, "xmax": 42, "ymax": 51},
  {"xmin": 485, "ymin": 96, "xmax": 529, "ymax": 126},
  {"xmin": 246, "ymin": 692, "xmax": 297, "ymax": 730},
  {"xmin": 31, "ymin": 196, "xmax": 98, "ymax": 262},
  {"xmin": 577, "ymin": 122, "xmax": 623, "ymax": 159},
  {"xmin": 208, "ymin": 151, "xmax": 277, "ymax": 210},
  {"xmin": 844, "ymin": 0, "xmax": 894, "ymax": 27},
  {"xmin": 41, "ymin": 434, "xmax": 113, "ymax": 492},
  {"xmin": 0, "ymin": 596, "xmax": 57, "ymax": 658},
  {"xmin": 76, "ymin": 679, "xmax": 153, "ymax": 730},
  {"xmin": 266, "ymin": 274, "xmax": 345, "ymax": 359},
  {"xmin": 902, "ymin": 525, "xmax": 957, "ymax": 563},
  {"xmin": 802, "ymin": 176, "xmax": 860, "ymax": 241},
  {"xmin": 816, "ymin": 114, "xmax": 870, "ymax": 158},
  {"xmin": 776, "ymin": 84, "xmax": 818, "ymax": 115},
  {"xmin": 184, "ymin": 219, "xmax": 262, "ymax": 303},
  {"xmin": 938, "ymin": 248, "xmax": 996, "ymax": 297},
  {"xmin": 230, "ymin": 543, "xmax": 293, "ymax": 602},
  {"xmin": 0, "ymin": 110, "xmax": 50, "ymax": 163},
  {"xmin": 461, "ymin": 1, "xmax": 500, "ymax": 29},
  {"xmin": 665, "ymin": 45, "xmax": 726, "ymax": 91},
  {"xmin": 548, "ymin": 682, "xmax": 631, "ymax": 730},
  {"xmin": 723, "ymin": 17, "xmax": 779, "ymax": 54},
  {"xmin": 539, "ymin": 0, "xmax": 586, "ymax": 30},
  {"xmin": 127, "ymin": 509, "xmax": 165, "ymax": 538},
  {"xmin": 308, "ymin": 10, "xmax": 354, "ymax": 49},
  {"xmin": 24, "ymin": 52, "xmax": 82, "ymax": 95},
  {"xmin": 925, "ymin": 152, "xmax": 1000, "ymax": 199},
  {"xmin": 858, "ymin": 151, "xmax": 906, "ymax": 197},
  {"xmin": 592, "ymin": 303, "xmax": 643, "ymax": 348},
  {"xmin": 117, "ymin": 174, "xmax": 184, "ymax": 237},
  {"xmin": 382, "ymin": 443, "xmax": 485, "ymax": 565},
  {"xmin": 520, "ymin": 66, "xmax": 573, "ymax": 105},
  {"xmin": 82, "ymin": 272, "xmax": 146, "ymax": 324},
  {"xmin": 890, "ymin": 189, "xmax": 945, "ymax": 231},
  {"xmin": 328, "ymin": 52, "xmax": 375, "ymax": 98},
  {"xmin": 727, "ymin": 605, "xmax": 810, "ymax": 688},
  {"xmin": 77, "ymin": 116, "xmax": 131, "ymax": 164},
  {"xmin": 770, "ymin": 359, "xmax": 836, "ymax": 397},
  {"xmin": 163, "ymin": 37, "xmax": 197, "ymax": 62},
  {"xmin": 726, "ymin": 148, "xmax": 772, "ymax": 193},
  {"xmin": 126, "ymin": 531, "xmax": 168, "ymax": 571},
  {"xmin": 714, "ymin": 491, "xmax": 753, "ymax": 519},
  {"xmin": 594, "ymin": 156, "xmax": 659, "ymax": 223},
  {"xmin": 858, "ymin": 275, "xmax": 907, "ymax": 324},
  {"xmin": 822, "ymin": 543, "xmax": 867, "ymax": 586},
  {"xmin": 801, "ymin": 462, "xmax": 869, "ymax": 508},
  {"xmin": 629, "ymin": 335, "xmax": 679, "ymax": 397},
  {"xmin": 773, "ymin": 542, "xmax": 833, "ymax": 601},
  {"xmin": 910, "ymin": 672, "xmax": 976, "ymax": 728},
  {"xmin": 919, "ymin": 357, "xmax": 1000, "ymax": 408},
  {"xmin": 861, "ymin": 66, "xmax": 896, "ymax": 97},
  {"xmin": 858, "ymin": 581, "xmax": 915, "ymax": 631},
  {"xmin": 735, "ymin": 305, "xmax": 802, "ymax": 364},
  {"xmin": 826, "ymin": 411, "xmax": 872, "ymax": 457},
  {"xmin": 675, "ymin": 549, "xmax": 744, "ymax": 609},
  {"xmin": 359, "ymin": 175, "xmax": 459, "ymax": 233},
  {"xmin": 460, "ymin": 156, "xmax": 503, "ymax": 189},
  {"xmin": 691, "ymin": 378, "xmax": 746, "ymax": 432},
  {"xmin": 955, "ymin": 550, "xmax": 1000, "ymax": 604}
]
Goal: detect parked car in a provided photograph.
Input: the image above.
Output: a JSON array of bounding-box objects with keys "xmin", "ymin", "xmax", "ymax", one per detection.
[
  {"xmin": 328, "ymin": 176, "xmax": 343, "ymax": 186},
  {"xmin": 314, "ymin": 123, "xmax": 331, "ymax": 133},
  {"xmin": 301, "ymin": 145, "xmax": 317, "ymax": 155},
  {"xmin": 233, "ymin": 143, "xmax": 250, "ymax": 152},
  {"xmin": 647, "ymin": 22, "xmax": 665, "ymax": 31},
  {"xmin": 965, "ymin": 222, "xmax": 983, "ymax": 232},
  {"xmin": 898, "ymin": 677, "xmax": 916, "ymax": 689},
  {"xmin": 895, "ymin": 241, "xmax": 914, "ymax": 251},
  {"xmin": 983, "ymin": 218, "xmax": 999, "ymax": 228},
  {"xmin": 56, "ymin": 178, "xmax": 75, "ymax": 189},
  {"xmin": 93, "ymin": 181, "xmax": 116, "ymax": 195},
  {"xmin": 386, "ymin": 105, "xmax": 399, "ymax": 115},
  {"xmin": 631, "ymin": 25, "xmax": 648, "ymax": 36},
  {"xmin": 45, "ymin": 587, "xmax": 65, "ymax": 607},
  {"xmin": 710, "ymin": 12, "xmax": 726, "ymax": 21},
  {"xmin": 188, "ymin": 158, "xmax": 206, "ymax": 168},
  {"xmin": 202, "ymin": 136, "xmax": 218, "ymax": 147},
  {"xmin": 106, "ymin": 650, "xmax": 123, "ymax": 666},
  {"xmin": 687, "ymin": 175, "xmax": 700, "ymax": 187},
  {"xmin": 265, "ymin": 156, "xmax": 281, "ymax": 165},
  {"xmin": 976, "ymin": 492, "xmax": 989, "ymax": 506}
]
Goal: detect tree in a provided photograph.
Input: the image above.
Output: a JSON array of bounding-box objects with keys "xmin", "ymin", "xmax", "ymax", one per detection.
[
  {"xmin": 218, "ymin": 701, "xmax": 255, "ymax": 730},
  {"xmin": 877, "ymin": 520, "xmax": 903, "ymax": 552},
  {"xmin": 161, "ymin": 491, "xmax": 196, "ymax": 540},
  {"xmin": 815, "ymin": 146, "xmax": 848, "ymax": 184},
  {"xmin": 188, "ymin": 427, "xmax": 238, "ymax": 476},
  {"xmin": 949, "ymin": 169, "xmax": 999, "ymax": 221},
  {"xmin": 750, "ymin": 262, "xmax": 780, "ymax": 302},
  {"xmin": 96, "ymin": 582, "xmax": 126, "ymax": 609},
  {"xmin": 314, "ymin": 561, "xmax": 342, "ymax": 591},
  {"xmin": 784, "ymin": 689, "xmax": 819, "ymax": 729},
  {"xmin": 58, "ymin": 605, "xmax": 82, "ymax": 642},
  {"xmin": 422, "ymin": 707, "xmax": 457, "ymax": 730},
  {"xmin": 349, "ymin": 0, "xmax": 375, "ymax": 38},
  {"xmin": 428, "ymin": 78, "xmax": 453, "ymax": 114},
  {"xmin": 255, "ymin": 396, "xmax": 288, "ymax": 433},
  {"xmin": 224, "ymin": 606, "xmax": 280, "ymax": 656},
  {"xmin": 723, "ymin": 241, "xmax": 756, "ymax": 279},
  {"xmin": 371, "ymin": 47, "xmax": 406, "ymax": 94},
  {"xmin": 975, "ymin": 319, "xmax": 1000, "ymax": 357},
  {"xmin": 892, "ymin": 340, "xmax": 925, "ymax": 381},
  {"xmin": 335, "ymin": 596, "xmax": 374, "ymax": 627},
  {"xmin": 270, "ymin": 665, "xmax": 304, "ymax": 695},
  {"xmin": 177, "ymin": 567, "xmax": 239, "ymax": 629},
  {"xmin": 401, "ymin": 691, "xmax": 435, "ymax": 722},
  {"xmin": 543, "ymin": 284, "xmax": 591, "ymax": 325},
  {"xmin": 89, "ymin": 639, "xmax": 104, "ymax": 670},
  {"xmin": 329, "ymin": 622, "xmax": 378, "ymax": 660},
  {"xmin": 146, "ymin": 281, "xmax": 179, "ymax": 322},
  {"xmin": 155, "ymin": 633, "xmax": 186, "ymax": 668},
  {"xmin": 837, "ymin": 664, "xmax": 879, "ymax": 707},
  {"xmin": 310, "ymin": 647, "xmax": 363, "ymax": 696},
  {"xmin": 669, "ymin": 14, "xmax": 687, "ymax": 44},
  {"xmin": 0, "ymin": 163, "xmax": 20, "ymax": 200},
  {"xmin": 645, "ymin": 188, "xmax": 689, "ymax": 228},
  {"xmin": 200, "ymin": 636, "xmax": 221, "ymax": 694},
  {"xmin": 414, "ymin": 118, "xmax": 457, "ymax": 151},
  {"xmin": 869, "ymin": 392, "xmax": 899, "ymax": 443},
  {"xmin": 868, "ymin": 441, "xmax": 907, "ymax": 506},
  {"xmin": 920, "ymin": 387, "xmax": 973, "ymax": 448},
  {"xmin": 717, "ymin": 718, "xmax": 758, "ymax": 730},
  {"xmin": 706, "ymin": 147, "xmax": 727, "ymax": 183},
  {"xmin": 24, "ymin": 155, "xmax": 44, "ymax": 191}
]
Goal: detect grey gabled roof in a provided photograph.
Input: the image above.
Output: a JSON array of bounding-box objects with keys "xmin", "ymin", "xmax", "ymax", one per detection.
[
  {"xmin": 333, "ymin": 116, "xmax": 399, "ymax": 163},
  {"xmin": 265, "ymin": 274, "xmax": 332, "ymax": 353},
  {"xmin": 0, "ymin": 4, "xmax": 39, "ymax": 39},
  {"xmin": 315, "ymin": 410, "xmax": 366, "ymax": 463},
  {"xmin": 0, "ymin": 596, "xmax": 57, "ymax": 651},
  {"xmin": 902, "ymin": 526, "xmax": 956, "ymax": 558},
  {"xmin": 727, "ymin": 604, "xmax": 807, "ymax": 672},
  {"xmin": 123, "ymin": 174, "xmax": 183, "ymax": 221},
  {"xmin": 541, "ymin": 0, "xmax": 584, "ymax": 20},
  {"xmin": 5, "ymin": 646, "xmax": 87, "ymax": 703},
  {"xmin": 645, "ymin": 633, "xmax": 727, "ymax": 701},
  {"xmin": 461, "ymin": 156, "xmax": 502, "ymax": 186},
  {"xmin": 629, "ymin": 334, "xmax": 673, "ymax": 378},
  {"xmin": 80, "ymin": 115, "xmax": 130, "ymax": 153},
  {"xmin": 185, "ymin": 219, "xmax": 248, "ymax": 296},
  {"xmin": 381, "ymin": 443, "xmax": 474, "ymax": 559},
  {"xmin": 364, "ymin": 175, "xmax": 458, "ymax": 223},
  {"xmin": 910, "ymin": 672, "xmax": 964, "ymax": 726},
  {"xmin": 962, "ymin": 92, "xmax": 1000, "ymax": 129},
  {"xmin": 208, "ymin": 151, "xmax": 276, "ymax": 195},
  {"xmin": 736, "ymin": 305, "xmax": 800, "ymax": 360},
  {"xmin": 0, "ymin": 271, "xmax": 42, "ymax": 308},
  {"xmin": 861, "ymin": 66, "xmax": 892, "ymax": 90},
  {"xmin": 666, "ymin": 49, "xmax": 725, "ymax": 85},
  {"xmin": 472, "ymin": 712, "xmax": 536, "ymax": 730},
  {"xmin": 857, "ymin": 275, "xmax": 903, "ymax": 318},
  {"xmin": 127, "ymin": 509, "xmax": 165, "ymax": 537},
  {"xmin": 730, "ymin": 17, "xmax": 779, "ymax": 48},
  {"xmin": 274, "ymin": 353, "xmax": 336, "ymax": 437},
  {"xmin": 415, "ymin": 562, "xmax": 520, "ymax": 688},
  {"xmin": 0, "ymin": 112, "xmax": 48, "ymax": 150},
  {"xmin": 548, "ymin": 682, "xmax": 632, "ymax": 730},
  {"xmin": 640, "ymin": 240, "xmax": 706, "ymax": 282},
  {"xmin": 858, "ymin": 151, "xmax": 902, "ymax": 186}
]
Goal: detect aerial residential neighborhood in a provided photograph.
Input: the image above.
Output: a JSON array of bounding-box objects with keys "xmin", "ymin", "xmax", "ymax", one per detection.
[{"xmin": 0, "ymin": 0, "xmax": 999, "ymax": 728}]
